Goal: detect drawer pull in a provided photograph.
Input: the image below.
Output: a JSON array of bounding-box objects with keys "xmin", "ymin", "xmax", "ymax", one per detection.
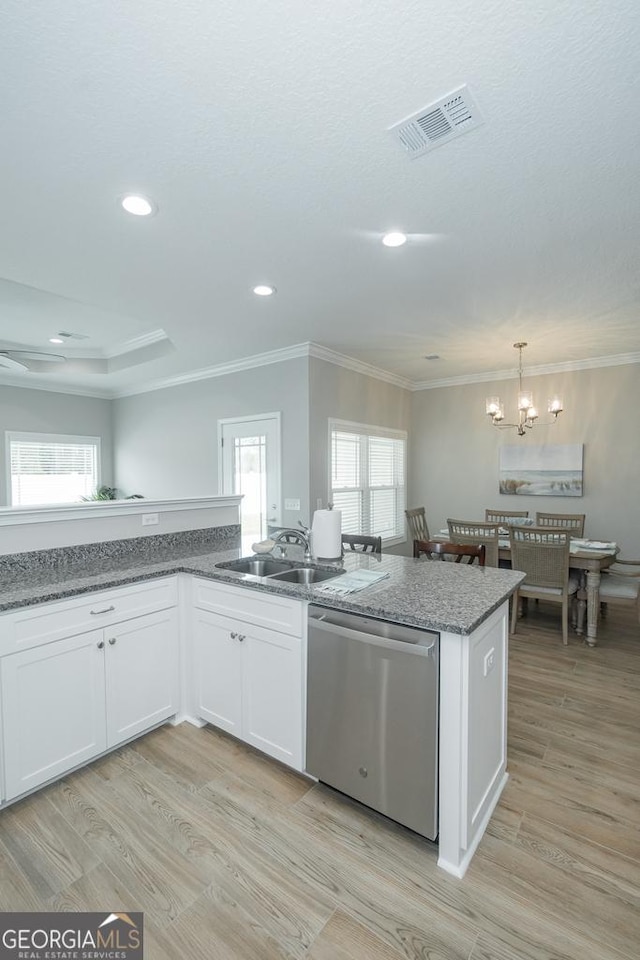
[
  {"xmin": 97, "ymin": 640, "xmax": 105, "ymax": 650},
  {"xmin": 108, "ymin": 638, "xmax": 117, "ymax": 646},
  {"xmin": 90, "ymin": 605, "xmax": 115, "ymax": 616}
]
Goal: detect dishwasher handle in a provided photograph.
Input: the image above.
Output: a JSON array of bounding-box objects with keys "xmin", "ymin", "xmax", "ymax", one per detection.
[{"xmin": 309, "ymin": 615, "xmax": 437, "ymax": 657}]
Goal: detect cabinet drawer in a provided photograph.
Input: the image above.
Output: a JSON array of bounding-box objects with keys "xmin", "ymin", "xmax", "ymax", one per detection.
[
  {"xmin": 193, "ymin": 578, "xmax": 304, "ymax": 637},
  {"xmin": 0, "ymin": 577, "xmax": 178, "ymax": 656}
]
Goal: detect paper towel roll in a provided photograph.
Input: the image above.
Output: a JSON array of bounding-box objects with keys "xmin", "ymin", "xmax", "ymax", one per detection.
[{"xmin": 311, "ymin": 509, "xmax": 342, "ymax": 560}]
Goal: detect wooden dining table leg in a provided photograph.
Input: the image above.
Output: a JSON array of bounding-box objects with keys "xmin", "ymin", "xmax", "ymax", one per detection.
[
  {"xmin": 576, "ymin": 572, "xmax": 586, "ymax": 636},
  {"xmin": 585, "ymin": 568, "xmax": 601, "ymax": 646}
]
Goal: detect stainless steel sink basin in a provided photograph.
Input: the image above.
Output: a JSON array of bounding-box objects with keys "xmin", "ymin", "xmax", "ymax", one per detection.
[
  {"xmin": 268, "ymin": 567, "xmax": 345, "ymax": 585},
  {"xmin": 216, "ymin": 558, "xmax": 293, "ymax": 576}
]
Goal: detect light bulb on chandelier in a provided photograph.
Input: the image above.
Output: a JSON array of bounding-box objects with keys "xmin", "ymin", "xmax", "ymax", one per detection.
[{"xmin": 486, "ymin": 343, "xmax": 563, "ymax": 436}]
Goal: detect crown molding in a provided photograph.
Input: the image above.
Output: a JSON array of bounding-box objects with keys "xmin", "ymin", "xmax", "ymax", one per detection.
[
  {"xmin": 307, "ymin": 343, "xmax": 414, "ymax": 390},
  {"xmin": 0, "ymin": 374, "xmax": 112, "ymax": 399},
  {"xmin": 113, "ymin": 343, "xmax": 312, "ymax": 397},
  {"xmin": 410, "ymin": 351, "xmax": 640, "ymax": 391},
  {"xmin": 104, "ymin": 328, "xmax": 169, "ymax": 359}
]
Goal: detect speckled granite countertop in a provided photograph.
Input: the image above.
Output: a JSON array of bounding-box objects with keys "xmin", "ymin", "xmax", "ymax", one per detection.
[{"xmin": 0, "ymin": 542, "xmax": 524, "ymax": 636}]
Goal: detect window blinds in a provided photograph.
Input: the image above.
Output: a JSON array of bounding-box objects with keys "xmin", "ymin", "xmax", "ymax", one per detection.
[
  {"xmin": 9, "ymin": 434, "xmax": 100, "ymax": 506},
  {"xmin": 330, "ymin": 423, "xmax": 406, "ymax": 542}
]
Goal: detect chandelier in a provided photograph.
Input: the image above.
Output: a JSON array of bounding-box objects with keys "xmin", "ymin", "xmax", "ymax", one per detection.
[{"xmin": 485, "ymin": 342, "xmax": 563, "ymax": 436}]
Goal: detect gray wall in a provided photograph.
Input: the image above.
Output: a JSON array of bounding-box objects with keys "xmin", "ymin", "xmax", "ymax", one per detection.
[
  {"xmin": 409, "ymin": 363, "xmax": 640, "ymax": 556},
  {"xmin": 308, "ymin": 357, "xmax": 412, "ymax": 553},
  {"xmin": 113, "ymin": 357, "xmax": 310, "ymax": 528},
  {"xmin": 0, "ymin": 385, "xmax": 114, "ymax": 506}
]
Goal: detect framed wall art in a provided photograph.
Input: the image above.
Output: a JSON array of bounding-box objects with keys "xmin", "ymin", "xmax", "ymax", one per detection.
[{"xmin": 499, "ymin": 444, "xmax": 583, "ymax": 497}]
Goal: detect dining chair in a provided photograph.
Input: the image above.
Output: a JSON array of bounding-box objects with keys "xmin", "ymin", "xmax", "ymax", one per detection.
[
  {"xmin": 342, "ymin": 534, "xmax": 382, "ymax": 554},
  {"xmin": 485, "ymin": 509, "xmax": 529, "ymax": 524},
  {"xmin": 598, "ymin": 558, "xmax": 640, "ymax": 627},
  {"xmin": 414, "ymin": 539, "xmax": 486, "ymax": 566},
  {"xmin": 535, "ymin": 512, "xmax": 585, "ymax": 536},
  {"xmin": 447, "ymin": 519, "xmax": 500, "ymax": 567},
  {"xmin": 405, "ymin": 507, "xmax": 430, "ymax": 542},
  {"xmin": 509, "ymin": 527, "xmax": 579, "ymax": 645}
]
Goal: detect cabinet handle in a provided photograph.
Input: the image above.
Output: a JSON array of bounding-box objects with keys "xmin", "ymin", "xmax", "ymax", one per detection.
[
  {"xmin": 230, "ymin": 631, "xmax": 238, "ymax": 640},
  {"xmin": 97, "ymin": 640, "xmax": 105, "ymax": 649},
  {"xmin": 238, "ymin": 634, "xmax": 245, "ymax": 642},
  {"xmin": 108, "ymin": 638, "xmax": 117, "ymax": 646},
  {"xmin": 90, "ymin": 605, "xmax": 115, "ymax": 616}
]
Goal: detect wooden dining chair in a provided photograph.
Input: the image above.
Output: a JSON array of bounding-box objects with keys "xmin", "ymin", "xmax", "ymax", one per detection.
[
  {"xmin": 598, "ymin": 558, "xmax": 640, "ymax": 627},
  {"xmin": 447, "ymin": 519, "xmax": 500, "ymax": 567},
  {"xmin": 405, "ymin": 507, "xmax": 430, "ymax": 542},
  {"xmin": 485, "ymin": 509, "xmax": 529, "ymax": 524},
  {"xmin": 341, "ymin": 534, "xmax": 382, "ymax": 554},
  {"xmin": 414, "ymin": 540, "xmax": 486, "ymax": 566},
  {"xmin": 535, "ymin": 512, "xmax": 585, "ymax": 536},
  {"xmin": 509, "ymin": 527, "xmax": 580, "ymax": 645}
]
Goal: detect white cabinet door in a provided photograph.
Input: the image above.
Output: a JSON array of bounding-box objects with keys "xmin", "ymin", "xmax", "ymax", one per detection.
[
  {"xmin": 1, "ymin": 629, "xmax": 107, "ymax": 800},
  {"xmin": 241, "ymin": 627, "xmax": 303, "ymax": 769},
  {"xmin": 105, "ymin": 608, "xmax": 180, "ymax": 748},
  {"xmin": 193, "ymin": 607, "xmax": 303, "ymax": 770},
  {"xmin": 193, "ymin": 609, "xmax": 242, "ymax": 736}
]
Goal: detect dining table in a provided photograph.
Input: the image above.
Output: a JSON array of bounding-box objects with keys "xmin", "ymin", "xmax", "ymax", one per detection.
[{"xmin": 433, "ymin": 532, "xmax": 618, "ymax": 646}]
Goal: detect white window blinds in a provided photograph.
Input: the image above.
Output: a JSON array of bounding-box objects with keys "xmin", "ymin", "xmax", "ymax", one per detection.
[
  {"xmin": 330, "ymin": 421, "xmax": 406, "ymax": 543},
  {"xmin": 8, "ymin": 433, "xmax": 100, "ymax": 507}
]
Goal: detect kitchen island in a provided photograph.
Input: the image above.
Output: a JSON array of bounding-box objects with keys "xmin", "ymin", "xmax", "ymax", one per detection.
[{"xmin": 0, "ymin": 534, "xmax": 523, "ymax": 877}]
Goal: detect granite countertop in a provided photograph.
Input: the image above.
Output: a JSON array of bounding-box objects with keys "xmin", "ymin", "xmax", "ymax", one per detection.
[{"xmin": 0, "ymin": 542, "xmax": 524, "ymax": 636}]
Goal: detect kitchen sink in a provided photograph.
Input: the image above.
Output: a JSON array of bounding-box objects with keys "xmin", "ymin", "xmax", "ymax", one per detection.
[
  {"xmin": 216, "ymin": 557, "xmax": 293, "ymax": 576},
  {"xmin": 268, "ymin": 567, "xmax": 345, "ymax": 585}
]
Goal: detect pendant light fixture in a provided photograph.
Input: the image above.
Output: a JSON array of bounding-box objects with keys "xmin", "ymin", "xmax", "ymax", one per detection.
[{"xmin": 486, "ymin": 342, "xmax": 563, "ymax": 436}]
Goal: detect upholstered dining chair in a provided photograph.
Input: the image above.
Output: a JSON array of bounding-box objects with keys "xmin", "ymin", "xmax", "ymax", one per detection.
[
  {"xmin": 414, "ymin": 539, "xmax": 486, "ymax": 566},
  {"xmin": 485, "ymin": 509, "xmax": 529, "ymax": 524},
  {"xmin": 598, "ymin": 558, "xmax": 640, "ymax": 627},
  {"xmin": 535, "ymin": 512, "xmax": 585, "ymax": 537},
  {"xmin": 341, "ymin": 534, "xmax": 382, "ymax": 554},
  {"xmin": 509, "ymin": 527, "xmax": 579, "ymax": 645},
  {"xmin": 447, "ymin": 519, "xmax": 500, "ymax": 567},
  {"xmin": 405, "ymin": 507, "xmax": 429, "ymax": 543}
]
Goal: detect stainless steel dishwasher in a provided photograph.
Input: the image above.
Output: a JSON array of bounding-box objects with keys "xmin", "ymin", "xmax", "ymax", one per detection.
[{"xmin": 306, "ymin": 605, "xmax": 439, "ymax": 840}]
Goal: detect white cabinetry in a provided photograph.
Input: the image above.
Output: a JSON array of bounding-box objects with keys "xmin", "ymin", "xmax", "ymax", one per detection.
[
  {"xmin": 192, "ymin": 580, "xmax": 304, "ymax": 771},
  {"xmin": 0, "ymin": 579, "xmax": 179, "ymax": 802},
  {"xmin": 1, "ymin": 629, "xmax": 107, "ymax": 799}
]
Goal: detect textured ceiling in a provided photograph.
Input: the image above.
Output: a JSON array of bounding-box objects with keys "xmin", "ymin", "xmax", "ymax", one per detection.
[{"xmin": 1, "ymin": 0, "xmax": 639, "ymax": 394}]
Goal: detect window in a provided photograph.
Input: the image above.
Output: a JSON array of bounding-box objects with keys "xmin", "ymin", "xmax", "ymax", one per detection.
[
  {"xmin": 329, "ymin": 420, "xmax": 407, "ymax": 544},
  {"xmin": 7, "ymin": 432, "xmax": 101, "ymax": 507}
]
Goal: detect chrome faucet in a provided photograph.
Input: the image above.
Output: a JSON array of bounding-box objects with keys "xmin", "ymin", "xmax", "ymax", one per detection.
[{"xmin": 271, "ymin": 523, "xmax": 312, "ymax": 562}]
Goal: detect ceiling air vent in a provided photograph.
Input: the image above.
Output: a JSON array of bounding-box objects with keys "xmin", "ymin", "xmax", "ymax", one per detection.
[{"xmin": 389, "ymin": 85, "xmax": 484, "ymax": 159}]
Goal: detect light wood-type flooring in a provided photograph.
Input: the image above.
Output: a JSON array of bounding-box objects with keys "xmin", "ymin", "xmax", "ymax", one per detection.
[{"xmin": 1, "ymin": 604, "xmax": 639, "ymax": 959}]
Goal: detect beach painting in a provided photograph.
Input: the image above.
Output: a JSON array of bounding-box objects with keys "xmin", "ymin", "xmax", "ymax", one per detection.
[{"xmin": 499, "ymin": 444, "xmax": 583, "ymax": 497}]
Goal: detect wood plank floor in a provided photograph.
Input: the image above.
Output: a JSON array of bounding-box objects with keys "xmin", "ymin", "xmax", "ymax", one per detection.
[{"xmin": 1, "ymin": 604, "xmax": 639, "ymax": 959}]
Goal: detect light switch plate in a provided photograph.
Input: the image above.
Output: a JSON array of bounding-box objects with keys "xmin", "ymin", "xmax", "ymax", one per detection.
[
  {"xmin": 284, "ymin": 498, "xmax": 300, "ymax": 511},
  {"xmin": 142, "ymin": 513, "xmax": 159, "ymax": 526}
]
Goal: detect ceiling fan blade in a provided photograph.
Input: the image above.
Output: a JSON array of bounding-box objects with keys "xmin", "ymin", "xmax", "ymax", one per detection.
[
  {"xmin": 0, "ymin": 353, "xmax": 29, "ymax": 372},
  {"xmin": 6, "ymin": 350, "xmax": 66, "ymax": 363}
]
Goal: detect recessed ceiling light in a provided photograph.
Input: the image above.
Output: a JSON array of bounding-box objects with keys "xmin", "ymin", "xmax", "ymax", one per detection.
[
  {"xmin": 49, "ymin": 337, "xmax": 64, "ymax": 344},
  {"xmin": 121, "ymin": 194, "xmax": 156, "ymax": 216},
  {"xmin": 253, "ymin": 285, "xmax": 276, "ymax": 296},
  {"xmin": 382, "ymin": 231, "xmax": 407, "ymax": 247}
]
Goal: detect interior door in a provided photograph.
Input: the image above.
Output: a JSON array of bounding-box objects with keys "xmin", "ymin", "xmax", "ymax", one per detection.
[{"xmin": 220, "ymin": 414, "xmax": 281, "ymax": 551}]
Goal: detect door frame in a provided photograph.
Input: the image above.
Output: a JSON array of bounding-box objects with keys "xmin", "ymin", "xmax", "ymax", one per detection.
[{"xmin": 217, "ymin": 412, "xmax": 282, "ymax": 531}]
